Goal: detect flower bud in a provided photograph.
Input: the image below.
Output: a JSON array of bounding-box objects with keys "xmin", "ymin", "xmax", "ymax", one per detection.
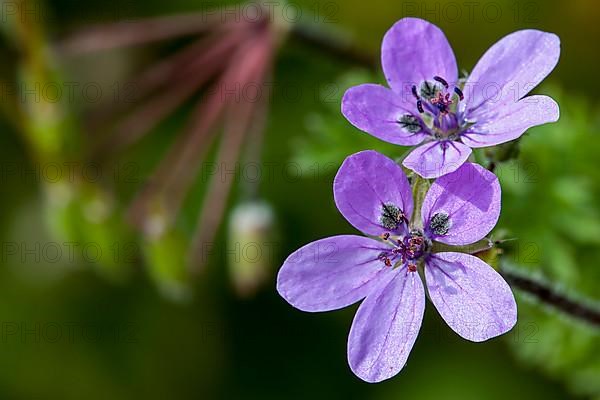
[{"xmin": 227, "ymin": 201, "xmax": 276, "ymax": 297}]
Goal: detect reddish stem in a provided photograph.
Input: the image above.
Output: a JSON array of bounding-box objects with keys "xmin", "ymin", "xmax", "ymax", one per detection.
[
  {"xmin": 57, "ymin": 12, "xmax": 221, "ymax": 54},
  {"xmin": 189, "ymin": 29, "xmax": 274, "ymax": 271}
]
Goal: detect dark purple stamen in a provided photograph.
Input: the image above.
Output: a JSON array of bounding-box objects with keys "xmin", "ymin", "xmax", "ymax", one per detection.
[
  {"xmin": 411, "ymin": 85, "xmax": 419, "ymax": 99},
  {"xmin": 454, "ymin": 87, "xmax": 464, "ymax": 101},
  {"xmin": 411, "ymin": 85, "xmax": 425, "ymax": 113},
  {"xmin": 433, "ymin": 76, "xmax": 449, "ymax": 88}
]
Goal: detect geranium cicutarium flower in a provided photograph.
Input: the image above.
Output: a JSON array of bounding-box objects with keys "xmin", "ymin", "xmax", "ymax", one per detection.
[
  {"xmin": 342, "ymin": 18, "xmax": 560, "ymax": 178},
  {"xmin": 276, "ymin": 150, "xmax": 516, "ymax": 383}
]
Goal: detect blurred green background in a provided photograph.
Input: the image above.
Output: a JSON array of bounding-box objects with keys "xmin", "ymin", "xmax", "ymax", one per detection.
[{"xmin": 0, "ymin": 0, "xmax": 599, "ymax": 398}]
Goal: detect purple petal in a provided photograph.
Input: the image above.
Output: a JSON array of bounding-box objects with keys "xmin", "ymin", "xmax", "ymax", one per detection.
[
  {"xmin": 461, "ymin": 95, "xmax": 559, "ymax": 148},
  {"xmin": 342, "ymin": 84, "xmax": 428, "ymax": 146},
  {"xmin": 277, "ymin": 235, "xmax": 391, "ymax": 312},
  {"xmin": 425, "ymin": 252, "xmax": 517, "ymax": 342},
  {"xmin": 382, "ymin": 18, "xmax": 458, "ymax": 95},
  {"xmin": 421, "ymin": 163, "xmax": 500, "ymax": 245},
  {"xmin": 335, "ymin": 151, "xmax": 413, "ymax": 236},
  {"xmin": 348, "ymin": 268, "xmax": 425, "ymax": 383},
  {"xmin": 464, "ymin": 30, "xmax": 560, "ymax": 116},
  {"xmin": 402, "ymin": 140, "xmax": 471, "ymax": 179}
]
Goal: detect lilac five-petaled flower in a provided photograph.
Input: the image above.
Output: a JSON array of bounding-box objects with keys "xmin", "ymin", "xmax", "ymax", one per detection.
[
  {"xmin": 277, "ymin": 150, "xmax": 517, "ymax": 383},
  {"xmin": 342, "ymin": 18, "xmax": 560, "ymax": 178}
]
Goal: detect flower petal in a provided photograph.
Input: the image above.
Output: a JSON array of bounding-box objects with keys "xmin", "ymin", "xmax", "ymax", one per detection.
[
  {"xmin": 382, "ymin": 18, "xmax": 458, "ymax": 94},
  {"xmin": 342, "ymin": 84, "xmax": 428, "ymax": 146},
  {"xmin": 335, "ymin": 150, "xmax": 413, "ymax": 236},
  {"xmin": 421, "ymin": 162, "xmax": 500, "ymax": 245},
  {"xmin": 464, "ymin": 30, "xmax": 560, "ymax": 115},
  {"xmin": 348, "ymin": 268, "xmax": 425, "ymax": 383},
  {"xmin": 277, "ymin": 235, "xmax": 391, "ymax": 312},
  {"xmin": 425, "ymin": 252, "xmax": 517, "ymax": 342},
  {"xmin": 402, "ymin": 140, "xmax": 471, "ymax": 179},
  {"xmin": 461, "ymin": 95, "xmax": 559, "ymax": 148}
]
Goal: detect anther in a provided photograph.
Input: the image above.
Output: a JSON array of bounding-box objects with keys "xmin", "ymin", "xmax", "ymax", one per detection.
[
  {"xmin": 380, "ymin": 232, "xmax": 390, "ymax": 241},
  {"xmin": 411, "ymin": 85, "xmax": 420, "ymax": 99},
  {"xmin": 378, "ymin": 252, "xmax": 392, "ymax": 267},
  {"xmin": 433, "ymin": 76, "xmax": 449, "ymax": 89},
  {"xmin": 412, "ymin": 85, "xmax": 425, "ymax": 113},
  {"xmin": 408, "ymin": 263, "xmax": 417, "ymax": 272},
  {"xmin": 454, "ymin": 87, "xmax": 464, "ymax": 101}
]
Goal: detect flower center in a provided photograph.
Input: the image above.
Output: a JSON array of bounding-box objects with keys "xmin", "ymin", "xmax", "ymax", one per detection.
[
  {"xmin": 377, "ymin": 230, "xmax": 430, "ymax": 272},
  {"xmin": 411, "ymin": 76, "xmax": 465, "ymax": 139},
  {"xmin": 402, "ymin": 231, "xmax": 427, "ymax": 261}
]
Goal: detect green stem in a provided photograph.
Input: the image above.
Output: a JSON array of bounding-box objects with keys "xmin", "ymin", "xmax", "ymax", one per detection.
[{"xmin": 410, "ymin": 174, "xmax": 430, "ymax": 230}]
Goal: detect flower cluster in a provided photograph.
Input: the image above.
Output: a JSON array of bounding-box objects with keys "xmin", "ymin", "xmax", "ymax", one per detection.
[{"xmin": 277, "ymin": 17, "xmax": 560, "ymax": 383}]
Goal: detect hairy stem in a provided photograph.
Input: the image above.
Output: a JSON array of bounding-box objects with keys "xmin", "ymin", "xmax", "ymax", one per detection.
[{"xmin": 501, "ymin": 269, "xmax": 600, "ymax": 327}]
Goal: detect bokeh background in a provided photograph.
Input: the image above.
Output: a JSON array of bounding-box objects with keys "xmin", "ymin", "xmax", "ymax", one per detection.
[{"xmin": 1, "ymin": 0, "xmax": 599, "ymax": 398}]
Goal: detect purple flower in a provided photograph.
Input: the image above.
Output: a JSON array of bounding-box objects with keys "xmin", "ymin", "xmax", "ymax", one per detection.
[
  {"xmin": 342, "ymin": 18, "xmax": 560, "ymax": 178},
  {"xmin": 276, "ymin": 150, "xmax": 516, "ymax": 383}
]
